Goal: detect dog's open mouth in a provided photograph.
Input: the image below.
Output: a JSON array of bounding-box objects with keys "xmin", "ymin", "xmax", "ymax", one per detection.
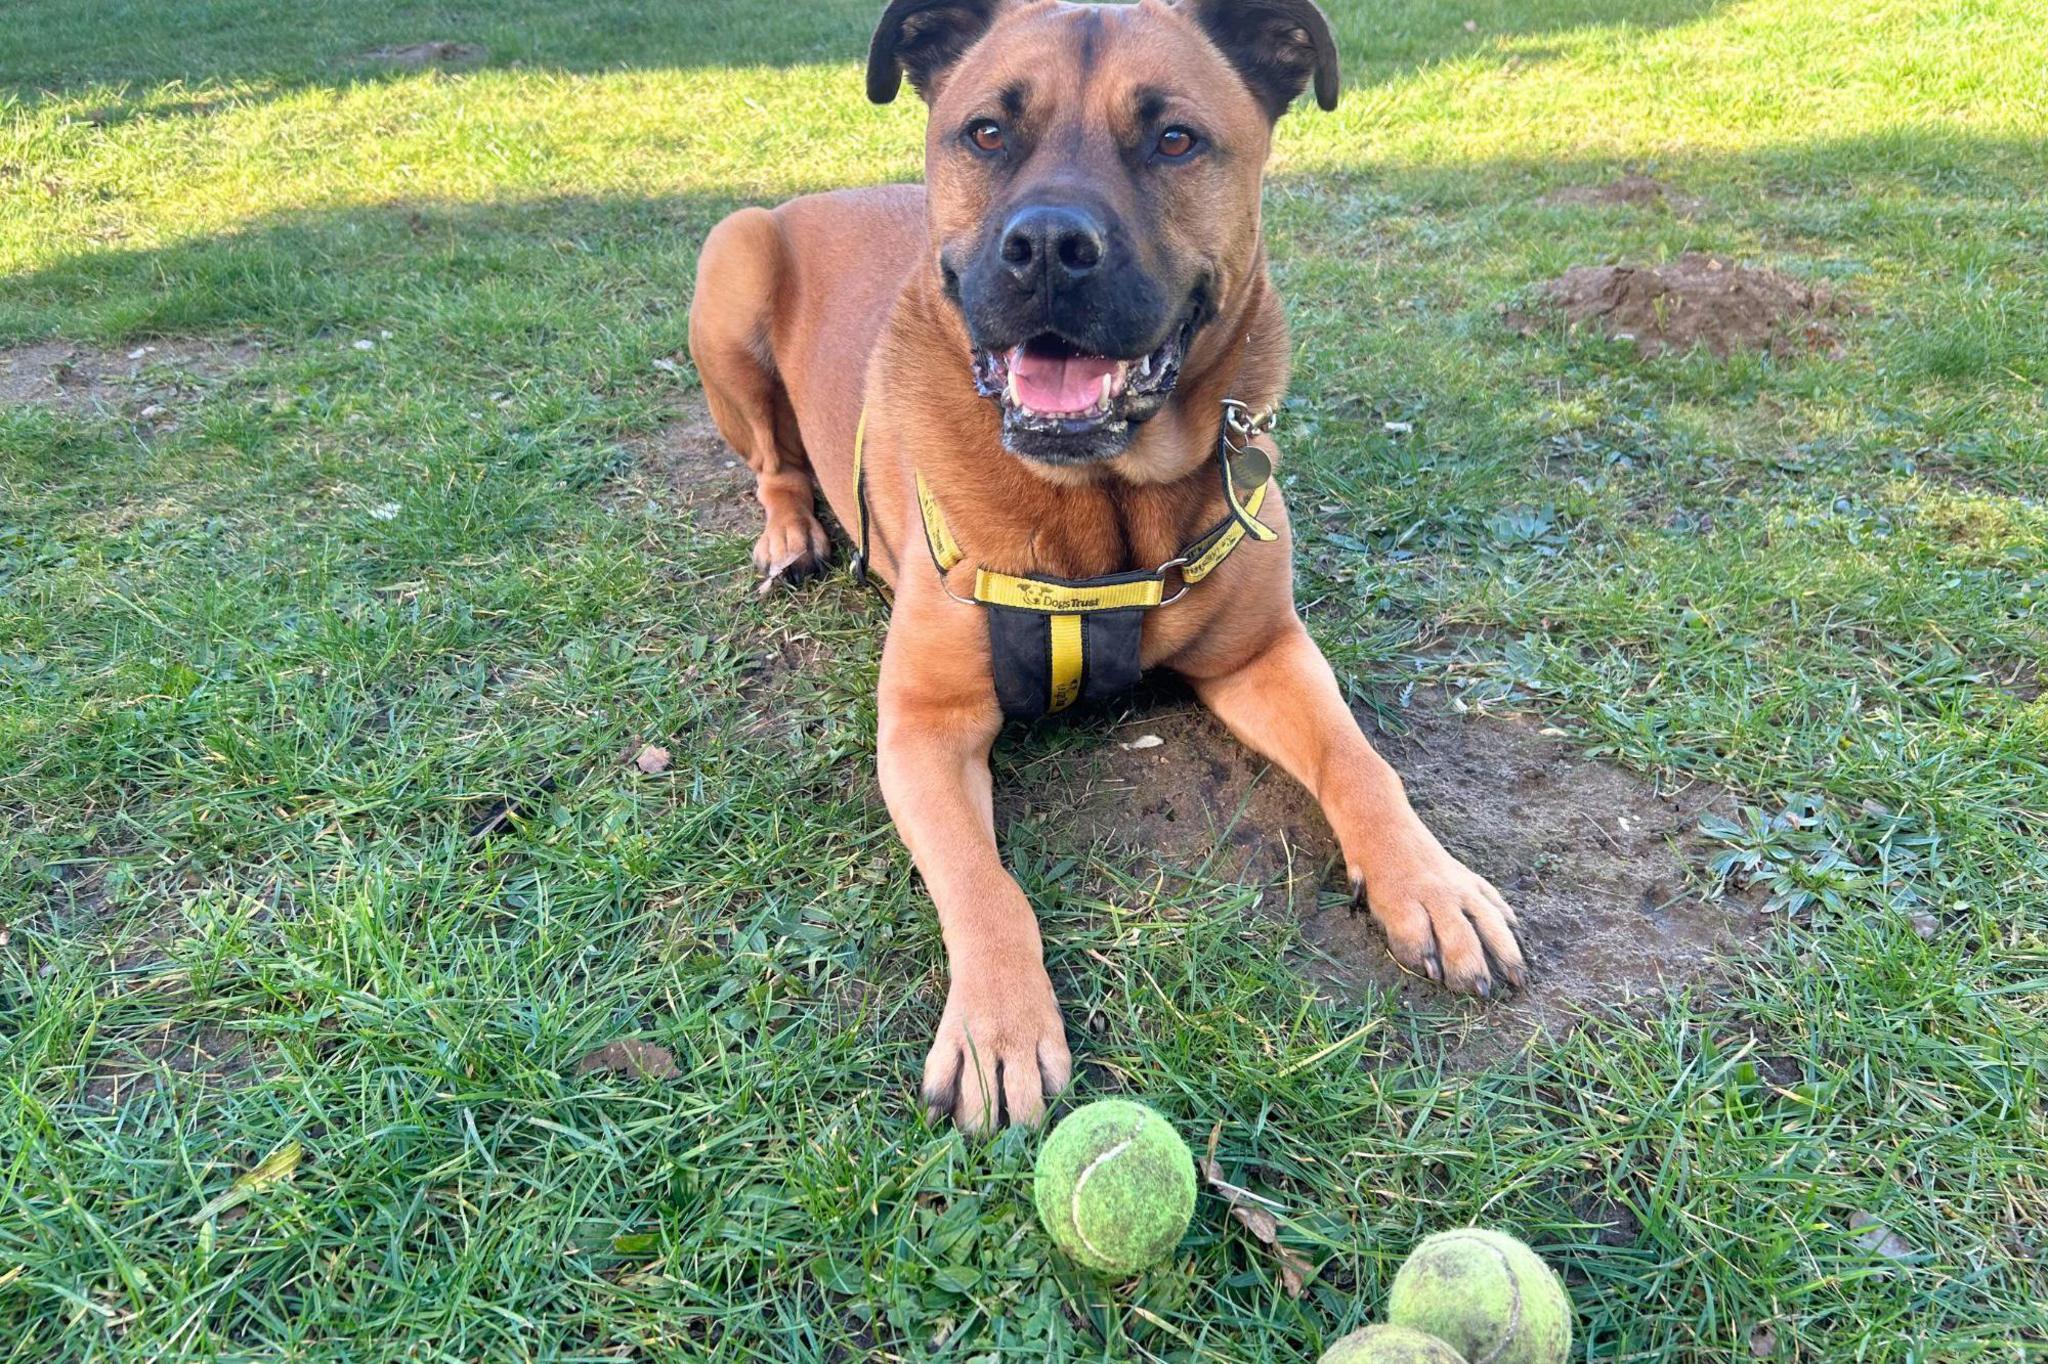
[{"xmin": 970, "ymin": 313, "xmax": 1193, "ymax": 457}]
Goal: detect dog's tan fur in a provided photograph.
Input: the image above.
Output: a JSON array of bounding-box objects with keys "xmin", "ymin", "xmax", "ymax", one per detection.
[{"xmin": 690, "ymin": 0, "xmax": 1525, "ymax": 1131}]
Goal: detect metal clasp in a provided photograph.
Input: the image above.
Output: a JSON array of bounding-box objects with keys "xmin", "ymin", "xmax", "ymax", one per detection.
[
  {"xmin": 1220, "ymin": 397, "xmax": 1277, "ymax": 452},
  {"xmin": 1152, "ymin": 555, "xmax": 1191, "ymax": 607},
  {"xmin": 935, "ymin": 563, "xmax": 979, "ymax": 608}
]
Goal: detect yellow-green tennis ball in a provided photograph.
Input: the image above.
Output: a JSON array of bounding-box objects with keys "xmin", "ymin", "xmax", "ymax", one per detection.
[
  {"xmin": 1388, "ymin": 1229, "xmax": 1572, "ymax": 1364},
  {"xmin": 1032, "ymin": 1099, "xmax": 1195, "ymax": 1277},
  {"xmin": 1320, "ymin": 1323, "xmax": 1471, "ymax": 1364}
]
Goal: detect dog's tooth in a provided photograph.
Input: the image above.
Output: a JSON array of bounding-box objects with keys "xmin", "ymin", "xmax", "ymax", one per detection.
[{"xmin": 1100, "ymin": 372, "xmax": 1114, "ymax": 408}]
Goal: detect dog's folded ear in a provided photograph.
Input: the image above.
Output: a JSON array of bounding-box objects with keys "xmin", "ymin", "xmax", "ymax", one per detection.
[
  {"xmin": 1181, "ymin": 0, "xmax": 1340, "ymax": 118},
  {"xmin": 867, "ymin": 0, "xmax": 1009, "ymax": 104}
]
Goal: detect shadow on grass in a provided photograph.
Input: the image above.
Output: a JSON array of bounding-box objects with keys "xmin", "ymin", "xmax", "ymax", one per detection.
[
  {"xmin": 2, "ymin": 0, "xmax": 1734, "ymax": 109},
  {"xmin": 2, "ymin": 127, "xmax": 2039, "ymax": 373},
  {"xmin": 0, "ymin": 192, "xmax": 753, "ymax": 345}
]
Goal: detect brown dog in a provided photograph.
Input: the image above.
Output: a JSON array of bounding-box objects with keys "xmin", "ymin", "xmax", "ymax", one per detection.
[{"xmin": 689, "ymin": 0, "xmax": 1525, "ymax": 1131}]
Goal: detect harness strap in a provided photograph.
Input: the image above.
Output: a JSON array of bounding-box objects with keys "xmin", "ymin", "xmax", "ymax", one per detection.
[
  {"xmin": 913, "ymin": 439, "xmax": 1273, "ymax": 607},
  {"xmin": 1048, "ymin": 613, "xmax": 1084, "ymax": 713},
  {"xmin": 914, "ymin": 471, "xmax": 964, "ymax": 572},
  {"xmin": 1180, "ymin": 475, "xmax": 1270, "ymax": 584},
  {"xmin": 969, "ymin": 564, "xmax": 1165, "ymax": 613},
  {"xmin": 851, "ymin": 409, "xmax": 872, "ymax": 585}
]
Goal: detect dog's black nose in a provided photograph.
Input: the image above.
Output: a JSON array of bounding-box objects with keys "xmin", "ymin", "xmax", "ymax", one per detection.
[{"xmin": 999, "ymin": 203, "xmax": 1105, "ymax": 291}]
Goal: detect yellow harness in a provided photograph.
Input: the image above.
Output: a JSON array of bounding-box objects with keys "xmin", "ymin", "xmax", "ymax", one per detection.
[{"xmin": 851, "ymin": 401, "xmax": 1278, "ymax": 720}]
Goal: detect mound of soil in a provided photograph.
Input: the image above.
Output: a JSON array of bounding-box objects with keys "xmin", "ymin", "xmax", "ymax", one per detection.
[
  {"xmin": 1507, "ymin": 254, "xmax": 1852, "ymax": 357},
  {"xmin": 0, "ymin": 338, "xmax": 261, "ymax": 423},
  {"xmin": 1023, "ymin": 694, "xmax": 1762, "ymax": 1068},
  {"xmin": 1541, "ymin": 175, "xmax": 1701, "ymax": 214}
]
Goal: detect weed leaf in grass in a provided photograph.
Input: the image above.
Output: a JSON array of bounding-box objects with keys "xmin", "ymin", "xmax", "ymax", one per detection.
[
  {"xmin": 1849, "ymin": 1212, "xmax": 1918, "ymax": 1265},
  {"xmin": 189, "ymin": 1141, "xmax": 301, "ymax": 1225}
]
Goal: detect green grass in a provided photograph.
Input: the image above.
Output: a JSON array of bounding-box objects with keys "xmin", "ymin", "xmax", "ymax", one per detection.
[{"xmin": 3, "ymin": 0, "xmax": 2045, "ymax": 1358}]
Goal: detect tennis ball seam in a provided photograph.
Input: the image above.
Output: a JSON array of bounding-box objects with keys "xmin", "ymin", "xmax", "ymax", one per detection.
[
  {"xmin": 1067, "ymin": 1134, "xmax": 1137, "ymax": 1268},
  {"xmin": 1461, "ymin": 1233, "xmax": 1524, "ymax": 1364}
]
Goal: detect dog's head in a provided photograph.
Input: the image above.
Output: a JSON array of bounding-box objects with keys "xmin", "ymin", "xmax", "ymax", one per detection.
[{"xmin": 869, "ymin": 0, "xmax": 1338, "ymax": 464}]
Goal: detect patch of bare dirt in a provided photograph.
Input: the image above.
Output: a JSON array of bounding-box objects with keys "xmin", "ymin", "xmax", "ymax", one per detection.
[
  {"xmin": 1541, "ymin": 175, "xmax": 1702, "ymax": 214},
  {"xmin": 82, "ymin": 1023, "xmax": 272, "ymax": 1107},
  {"xmin": 361, "ymin": 41, "xmax": 487, "ymax": 69},
  {"xmin": 736, "ymin": 626, "xmax": 839, "ymax": 730},
  {"xmin": 623, "ymin": 409, "xmax": 758, "ymax": 536},
  {"xmin": 572, "ymin": 1039, "xmax": 682, "ymax": 1081},
  {"xmin": 1566, "ymin": 1185, "xmax": 1645, "ymax": 1247},
  {"xmin": 1038, "ymin": 693, "xmax": 1762, "ymax": 1068},
  {"xmin": 0, "ymin": 338, "xmax": 263, "ymax": 425},
  {"xmin": 1505, "ymin": 254, "xmax": 1855, "ymax": 357}
]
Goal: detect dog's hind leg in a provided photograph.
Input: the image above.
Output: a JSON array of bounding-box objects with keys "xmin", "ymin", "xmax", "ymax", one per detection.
[{"xmin": 688, "ymin": 207, "xmax": 832, "ymax": 585}]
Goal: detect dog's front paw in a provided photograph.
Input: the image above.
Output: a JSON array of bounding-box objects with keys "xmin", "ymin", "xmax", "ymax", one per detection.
[
  {"xmin": 1356, "ymin": 838, "xmax": 1526, "ymax": 997},
  {"xmin": 751, "ymin": 510, "xmax": 832, "ymax": 589},
  {"xmin": 921, "ymin": 954, "xmax": 1072, "ymax": 1133}
]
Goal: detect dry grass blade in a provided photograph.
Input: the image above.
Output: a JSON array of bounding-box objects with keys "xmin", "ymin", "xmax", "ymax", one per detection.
[
  {"xmin": 1201, "ymin": 1124, "xmax": 1314, "ymax": 1298},
  {"xmin": 189, "ymin": 1141, "xmax": 302, "ymax": 1225}
]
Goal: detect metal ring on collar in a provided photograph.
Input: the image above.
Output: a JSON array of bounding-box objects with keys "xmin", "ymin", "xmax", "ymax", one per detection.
[
  {"xmin": 935, "ymin": 564, "xmax": 979, "ymax": 608},
  {"xmin": 1221, "ymin": 397, "xmax": 1276, "ymax": 441},
  {"xmin": 1153, "ymin": 556, "xmax": 1191, "ymax": 607}
]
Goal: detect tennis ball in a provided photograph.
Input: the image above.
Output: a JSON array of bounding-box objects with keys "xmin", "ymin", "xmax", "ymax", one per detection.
[
  {"xmin": 1388, "ymin": 1229, "xmax": 1572, "ymax": 1364},
  {"xmin": 1032, "ymin": 1099, "xmax": 1195, "ymax": 1276},
  {"xmin": 1320, "ymin": 1323, "xmax": 1471, "ymax": 1364}
]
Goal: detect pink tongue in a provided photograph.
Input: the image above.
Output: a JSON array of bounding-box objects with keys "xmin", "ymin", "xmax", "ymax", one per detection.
[{"xmin": 1010, "ymin": 347, "xmax": 1119, "ymax": 414}]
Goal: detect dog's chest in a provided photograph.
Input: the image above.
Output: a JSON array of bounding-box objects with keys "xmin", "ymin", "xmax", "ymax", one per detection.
[{"xmin": 1004, "ymin": 478, "xmax": 1211, "ymax": 581}]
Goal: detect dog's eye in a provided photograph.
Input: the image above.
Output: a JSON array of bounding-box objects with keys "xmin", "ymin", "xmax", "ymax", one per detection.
[
  {"xmin": 1155, "ymin": 126, "xmax": 1197, "ymax": 159},
  {"xmin": 967, "ymin": 120, "xmax": 1005, "ymax": 154}
]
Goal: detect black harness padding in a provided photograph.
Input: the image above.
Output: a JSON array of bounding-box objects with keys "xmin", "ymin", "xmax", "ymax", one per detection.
[{"xmin": 988, "ymin": 602, "xmax": 1146, "ymax": 721}]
